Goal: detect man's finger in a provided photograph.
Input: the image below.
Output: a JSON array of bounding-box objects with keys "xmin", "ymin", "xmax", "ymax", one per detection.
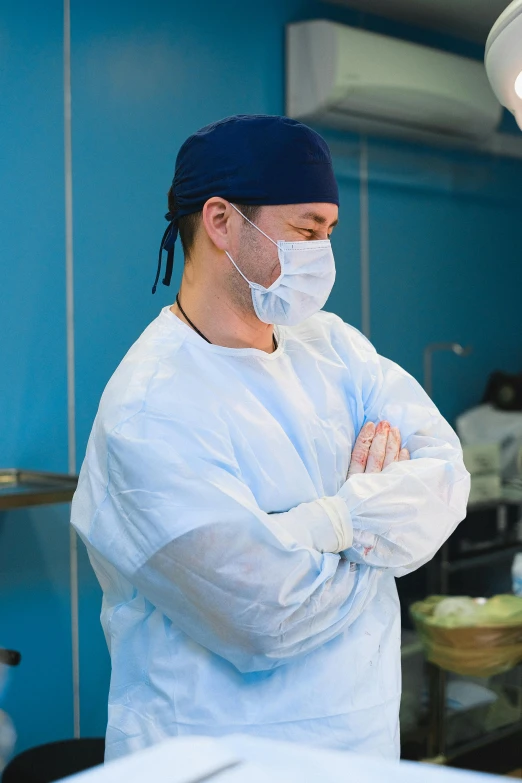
[
  {"xmin": 366, "ymin": 421, "xmax": 390, "ymax": 473},
  {"xmin": 398, "ymin": 448, "xmax": 410, "ymax": 461},
  {"xmin": 382, "ymin": 426, "xmax": 401, "ymax": 469},
  {"xmin": 347, "ymin": 421, "xmax": 376, "ymax": 477}
]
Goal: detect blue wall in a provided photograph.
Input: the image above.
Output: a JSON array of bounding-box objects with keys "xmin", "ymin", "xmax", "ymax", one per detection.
[
  {"xmin": 0, "ymin": 0, "xmax": 74, "ymax": 753},
  {"xmin": 1, "ymin": 0, "xmax": 522, "ymax": 756}
]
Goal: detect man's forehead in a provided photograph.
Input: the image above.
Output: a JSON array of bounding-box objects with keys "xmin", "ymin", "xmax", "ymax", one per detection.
[
  {"xmin": 297, "ymin": 208, "xmax": 338, "ymax": 226},
  {"xmin": 271, "ymin": 203, "xmax": 338, "ymax": 226}
]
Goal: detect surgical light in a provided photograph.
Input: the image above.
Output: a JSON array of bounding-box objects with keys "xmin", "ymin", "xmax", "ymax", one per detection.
[
  {"xmin": 485, "ymin": 0, "xmax": 522, "ymax": 131},
  {"xmin": 515, "ymin": 71, "xmax": 522, "ymax": 99}
]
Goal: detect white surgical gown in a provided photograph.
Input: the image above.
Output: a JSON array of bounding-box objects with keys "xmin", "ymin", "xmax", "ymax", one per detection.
[{"xmin": 70, "ymin": 306, "xmax": 470, "ymax": 762}]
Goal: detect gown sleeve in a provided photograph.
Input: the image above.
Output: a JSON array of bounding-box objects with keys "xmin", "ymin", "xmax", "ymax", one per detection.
[
  {"xmin": 79, "ymin": 407, "xmax": 379, "ymax": 674},
  {"xmin": 334, "ymin": 323, "xmax": 470, "ymax": 578}
]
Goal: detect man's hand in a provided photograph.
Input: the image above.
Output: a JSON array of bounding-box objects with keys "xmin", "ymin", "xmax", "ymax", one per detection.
[{"xmin": 348, "ymin": 421, "xmax": 410, "ymax": 477}]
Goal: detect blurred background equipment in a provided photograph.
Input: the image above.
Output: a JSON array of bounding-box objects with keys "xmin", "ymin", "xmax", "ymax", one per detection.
[
  {"xmin": 1, "ymin": 738, "xmax": 106, "ymax": 783},
  {"xmin": 399, "ymin": 320, "xmax": 522, "ymax": 765},
  {"xmin": 423, "ymin": 343, "xmax": 473, "ymax": 400},
  {"xmin": 411, "ymin": 595, "xmax": 522, "ymax": 677},
  {"xmin": 486, "ymin": 0, "xmax": 522, "ymax": 130},
  {"xmin": 483, "ymin": 371, "xmax": 522, "ymax": 411},
  {"xmin": 461, "ymin": 443, "xmax": 502, "ymax": 506},
  {"xmin": 0, "ymin": 648, "xmax": 20, "ymax": 773},
  {"xmin": 0, "ymin": 651, "xmax": 21, "ymax": 668},
  {"xmin": 513, "ymin": 553, "xmax": 522, "ymax": 596},
  {"xmin": 457, "ymin": 405, "xmax": 522, "ymax": 502}
]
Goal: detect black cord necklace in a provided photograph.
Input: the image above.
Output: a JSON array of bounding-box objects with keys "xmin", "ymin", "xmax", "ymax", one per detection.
[
  {"xmin": 176, "ymin": 293, "xmax": 211, "ymax": 343},
  {"xmin": 176, "ymin": 293, "xmax": 277, "ymax": 351}
]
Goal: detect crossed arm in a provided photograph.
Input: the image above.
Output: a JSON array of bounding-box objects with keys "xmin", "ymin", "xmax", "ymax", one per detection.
[{"xmin": 80, "ymin": 337, "xmax": 469, "ymax": 672}]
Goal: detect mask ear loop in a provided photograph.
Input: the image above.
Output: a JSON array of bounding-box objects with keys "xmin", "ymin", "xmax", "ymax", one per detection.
[
  {"xmin": 228, "ymin": 203, "xmax": 284, "ymax": 288},
  {"xmin": 229, "ymin": 203, "xmax": 278, "ymax": 248},
  {"xmin": 224, "ymin": 251, "xmax": 253, "ymax": 287}
]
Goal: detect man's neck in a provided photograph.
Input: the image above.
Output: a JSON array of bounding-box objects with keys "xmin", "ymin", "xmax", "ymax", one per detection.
[{"xmin": 170, "ymin": 274, "xmax": 276, "ymax": 354}]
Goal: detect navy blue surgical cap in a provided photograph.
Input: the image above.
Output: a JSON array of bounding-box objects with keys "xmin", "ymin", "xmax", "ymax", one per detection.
[{"xmin": 152, "ymin": 114, "xmax": 339, "ymax": 293}]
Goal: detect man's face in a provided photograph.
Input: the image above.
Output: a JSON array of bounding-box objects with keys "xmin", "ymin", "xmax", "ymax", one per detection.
[{"xmin": 231, "ymin": 202, "xmax": 339, "ymax": 294}]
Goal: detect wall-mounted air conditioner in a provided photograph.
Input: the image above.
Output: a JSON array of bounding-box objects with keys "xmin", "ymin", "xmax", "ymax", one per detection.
[{"xmin": 286, "ymin": 21, "xmax": 504, "ymax": 150}]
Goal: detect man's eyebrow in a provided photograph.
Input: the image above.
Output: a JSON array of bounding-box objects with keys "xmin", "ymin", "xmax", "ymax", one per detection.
[{"xmin": 297, "ymin": 211, "xmax": 339, "ymax": 228}]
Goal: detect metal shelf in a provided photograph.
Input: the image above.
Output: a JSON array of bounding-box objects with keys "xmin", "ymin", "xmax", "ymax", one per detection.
[
  {"xmin": 405, "ymin": 710, "xmax": 522, "ymax": 765},
  {"xmin": 0, "ymin": 469, "xmax": 78, "ymax": 510},
  {"xmin": 467, "ymin": 498, "xmax": 522, "ymax": 512},
  {"xmin": 444, "ymin": 543, "xmax": 522, "ymax": 572},
  {"xmin": 435, "ymin": 498, "xmax": 522, "ymax": 585},
  {"xmin": 401, "ymin": 640, "xmax": 424, "ymax": 659},
  {"xmin": 443, "ymin": 718, "xmax": 522, "ymax": 764}
]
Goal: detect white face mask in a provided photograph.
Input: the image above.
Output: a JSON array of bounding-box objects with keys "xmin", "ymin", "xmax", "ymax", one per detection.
[{"xmin": 225, "ymin": 204, "xmax": 336, "ymax": 327}]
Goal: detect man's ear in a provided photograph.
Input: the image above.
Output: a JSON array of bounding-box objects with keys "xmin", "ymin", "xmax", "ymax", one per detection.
[{"xmin": 201, "ymin": 197, "xmax": 236, "ymax": 252}]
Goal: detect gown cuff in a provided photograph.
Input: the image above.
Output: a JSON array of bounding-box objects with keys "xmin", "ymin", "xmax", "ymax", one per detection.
[{"xmin": 316, "ymin": 496, "xmax": 353, "ymax": 553}]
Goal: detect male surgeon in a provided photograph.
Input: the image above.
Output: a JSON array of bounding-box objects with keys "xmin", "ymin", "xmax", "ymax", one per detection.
[{"xmin": 71, "ymin": 115, "xmax": 470, "ymax": 763}]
